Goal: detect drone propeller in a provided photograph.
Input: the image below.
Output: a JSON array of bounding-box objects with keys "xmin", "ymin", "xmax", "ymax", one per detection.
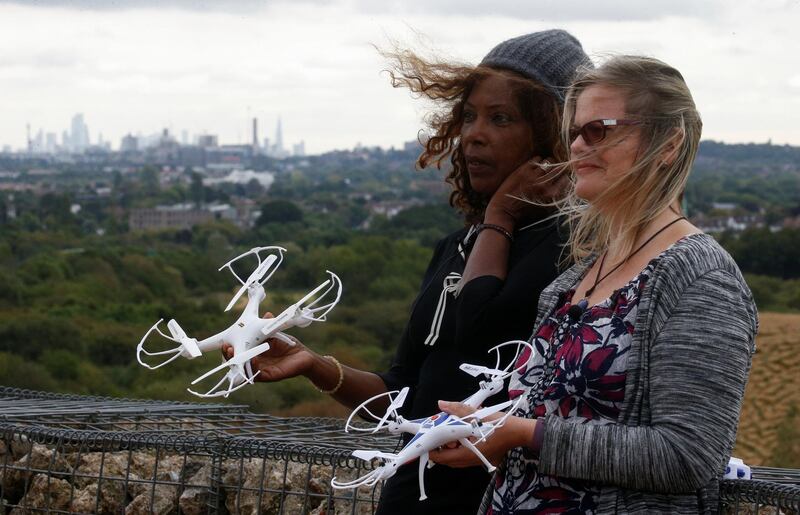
[
  {"xmin": 137, "ymin": 319, "xmax": 204, "ymax": 370},
  {"xmin": 189, "ymin": 341, "xmax": 271, "ymax": 387},
  {"xmin": 218, "ymin": 246, "xmax": 286, "ymax": 283},
  {"xmin": 260, "ymin": 271, "xmax": 343, "ymax": 336},
  {"xmin": 374, "ymin": 387, "xmax": 408, "ymax": 433},
  {"xmin": 459, "ymin": 363, "xmax": 508, "ymax": 378},
  {"xmin": 166, "ymin": 319, "xmax": 201, "ymax": 358},
  {"xmin": 225, "ymin": 254, "xmax": 279, "ymax": 312},
  {"xmin": 352, "ymin": 450, "xmax": 398, "ymax": 462}
]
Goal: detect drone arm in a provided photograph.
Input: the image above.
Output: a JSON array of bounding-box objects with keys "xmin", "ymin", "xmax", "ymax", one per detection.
[
  {"xmin": 195, "ymin": 330, "xmax": 230, "ymax": 353},
  {"xmin": 259, "ymin": 309, "xmax": 295, "ymax": 336}
]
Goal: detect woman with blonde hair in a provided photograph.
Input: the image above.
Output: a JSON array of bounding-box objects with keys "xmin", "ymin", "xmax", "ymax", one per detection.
[{"xmin": 432, "ymin": 55, "xmax": 758, "ymax": 514}]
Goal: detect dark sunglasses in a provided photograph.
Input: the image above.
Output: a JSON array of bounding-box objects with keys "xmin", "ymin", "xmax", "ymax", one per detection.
[{"xmin": 569, "ymin": 119, "xmax": 642, "ymax": 145}]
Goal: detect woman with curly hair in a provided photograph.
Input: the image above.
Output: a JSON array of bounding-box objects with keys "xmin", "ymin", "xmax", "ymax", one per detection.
[
  {"xmin": 226, "ymin": 30, "xmax": 590, "ymax": 513},
  {"xmin": 431, "ymin": 55, "xmax": 757, "ymax": 514}
]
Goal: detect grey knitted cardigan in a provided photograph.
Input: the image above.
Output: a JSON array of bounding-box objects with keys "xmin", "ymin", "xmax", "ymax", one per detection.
[{"xmin": 480, "ymin": 233, "xmax": 758, "ymax": 514}]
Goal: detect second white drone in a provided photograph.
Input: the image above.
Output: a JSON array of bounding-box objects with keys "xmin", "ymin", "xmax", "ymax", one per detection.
[
  {"xmin": 136, "ymin": 246, "xmax": 342, "ymax": 398},
  {"xmin": 332, "ymin": 340, "xmax": 533, "ymax": 500}
]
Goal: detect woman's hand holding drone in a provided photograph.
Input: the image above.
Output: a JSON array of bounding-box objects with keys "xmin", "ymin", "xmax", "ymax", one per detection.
[
  {"xmin": 429, "ymin": 400, "xmax": 537, "ymax": 468},
  {"xmin": 221, "ymin": 312, "xmax": 314, "ymax": 382},
  {"xmin": 220, "ymin": 314, "xmax": 375, "ymax": 399}
]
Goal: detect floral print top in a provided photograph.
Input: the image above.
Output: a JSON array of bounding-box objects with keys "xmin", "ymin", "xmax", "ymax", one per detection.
[{"xmin": 490, "ymin": 259, "xmax": 657, "ymax": 514}]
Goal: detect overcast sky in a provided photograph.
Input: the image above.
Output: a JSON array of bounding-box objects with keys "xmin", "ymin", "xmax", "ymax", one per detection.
[{"xmin": 1, "ymin": 0, "xmax": 798, "ymax": 153}]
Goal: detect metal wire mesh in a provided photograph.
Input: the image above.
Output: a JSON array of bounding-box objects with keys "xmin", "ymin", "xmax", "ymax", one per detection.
[
  {"xmin": 1, "ymin": 386, "xmax": 798, "ymax": 514},
  {"xmin": 0, "ymin": 386, "xmax": 398, "ymax": 514},
  {"xmin": 720, "ymin": 468, "xmax": 800, "ymax": 514}
]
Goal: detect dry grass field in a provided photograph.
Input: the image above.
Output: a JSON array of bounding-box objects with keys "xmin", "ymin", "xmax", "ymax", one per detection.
[{"xmin": 733, "ymin": 312, "xmax": 800, "ymax": 468}]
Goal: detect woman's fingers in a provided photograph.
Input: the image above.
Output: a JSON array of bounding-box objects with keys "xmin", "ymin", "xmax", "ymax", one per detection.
[
  {"xmin": 221, "ymin": 342, "xmax": 234, "ymax": 360},
  {"xmin": 438, "ymin": 400, "xmax": 476, "ymax": 418},
  {"xmin": 429, "ymin": 444, "xmax": 481, "ymax": 468}
]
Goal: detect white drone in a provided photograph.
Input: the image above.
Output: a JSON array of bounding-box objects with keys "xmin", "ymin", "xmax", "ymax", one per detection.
[
  {"xmin": 136, "ymin": 246, "xmax": 342, "ymax": 398},
  {"xmin": 331, "ymin": 340, "xmax": 533, "ymax": 501}
]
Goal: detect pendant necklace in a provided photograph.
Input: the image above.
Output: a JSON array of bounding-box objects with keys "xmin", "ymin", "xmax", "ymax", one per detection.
[{"xmin": 569, "ymin": 216, "xmax": 686, "ymax": 320}]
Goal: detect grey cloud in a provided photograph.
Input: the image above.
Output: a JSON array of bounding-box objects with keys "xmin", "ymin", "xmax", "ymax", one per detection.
[
  {"xmin": 2, "ymin": 0, "xmax": 724, "ymax": 19},
  {"xmin": 0, "ymin": 0, "xmax": 330, "ymax": 12},
  {"xmin": 355, "ymin": 0, "xmax": 723, "ymax": 22},
  {"xmin": 0, "ymin": 51, "xmax": 79, "ymax": 69}
]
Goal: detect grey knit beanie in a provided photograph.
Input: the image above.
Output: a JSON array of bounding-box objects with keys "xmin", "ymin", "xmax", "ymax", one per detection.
[{"xmin": 480, "ymin": 29, "xmax": 590, "ymax": 104}]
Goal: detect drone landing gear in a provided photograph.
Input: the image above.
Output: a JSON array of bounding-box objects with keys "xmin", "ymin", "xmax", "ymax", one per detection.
[
  {"xmin": 418, "ymin": 453, "xmax": 429, "ymax": 501},
  {"xmin": 459, "ymin": 438, "xmax": 496, "ymax": 473}
]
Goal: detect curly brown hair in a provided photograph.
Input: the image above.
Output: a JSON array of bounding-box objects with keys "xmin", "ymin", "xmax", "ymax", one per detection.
[{"xmin": 383, "ymin": 48, "xmax": 567, "ymax": 224}]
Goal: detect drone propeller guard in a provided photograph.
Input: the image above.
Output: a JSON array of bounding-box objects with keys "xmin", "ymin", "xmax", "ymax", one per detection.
[
  {"xmin": 343, "ymin": 387, "xmax": 409, "ymax": 434},
  {"xmin": 222, "ymin": 246, "xmax": 286, "ymax": 312},
  {"xmin": 136, "ymin": 319, "xmax": 202, "ymax": 370}
]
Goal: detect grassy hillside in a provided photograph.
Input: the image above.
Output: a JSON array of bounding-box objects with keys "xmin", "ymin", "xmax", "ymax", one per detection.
[{"xmin": 733, "ymin": 312, "xmax": 800, "ymax": 468}]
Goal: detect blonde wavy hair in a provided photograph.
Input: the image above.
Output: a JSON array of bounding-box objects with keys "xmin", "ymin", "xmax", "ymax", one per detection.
[
  {"xmin": 381, "ymin": 48, "xmax": 567, "ymax": 225},
  {"xmin": 558, "ymin": 55, "xmax": 703, "ymax": 263}
]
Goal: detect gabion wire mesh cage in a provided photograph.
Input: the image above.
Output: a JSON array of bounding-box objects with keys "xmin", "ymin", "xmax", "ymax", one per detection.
[
  {"xmin": 1, "ymin": 386, "xmax": 798, "ymax": 514},
  {"xmin": 0, "ymin": 386, "xmax": 399, "ymax": 514},
  {"xmin": 720, "ymin": 468, "xmax": 800, "ymax": 514}
]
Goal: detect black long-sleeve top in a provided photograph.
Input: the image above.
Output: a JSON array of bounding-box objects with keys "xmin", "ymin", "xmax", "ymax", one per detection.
[{"xmin": 375, "ymin": 217, "xmax": 565, "ymax": 515}]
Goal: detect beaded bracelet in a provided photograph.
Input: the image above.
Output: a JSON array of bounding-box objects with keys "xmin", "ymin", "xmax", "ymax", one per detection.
[
  {"xmin": 316, "ymin": 355, "xmax": 344, "ymax": 395},
  {"xmin": 475, "ymin": 223, "xmax": 514, "ymax": 243}
]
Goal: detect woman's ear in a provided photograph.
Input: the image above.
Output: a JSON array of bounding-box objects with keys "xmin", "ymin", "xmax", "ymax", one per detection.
[{"xmin": 659, "ymin": 128, "xmax": 684, "ymax": 167}]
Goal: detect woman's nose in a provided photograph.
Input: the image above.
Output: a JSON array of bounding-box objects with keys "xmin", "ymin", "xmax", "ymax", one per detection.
[
  {"xmin": 462, "ymin": 122, "xmax": 487, "ymax": 148},
  {"xmin": 569, "ymin": 134, "xmax": 589, "ymax": 156}
]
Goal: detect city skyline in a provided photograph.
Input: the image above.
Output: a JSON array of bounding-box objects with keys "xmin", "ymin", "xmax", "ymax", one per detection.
[
  {"xmin": 0, "ymin": 0, "xmax": 798, "ymax": 153},
  {"xmin": 17, "ymin": 113, "xmax": 307, "ymax": 158}
]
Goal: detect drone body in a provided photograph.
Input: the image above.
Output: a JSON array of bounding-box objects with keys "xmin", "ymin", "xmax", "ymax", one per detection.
[
  {"xmin": 332, "ymin": 340, "xmax": 532, "ymax": 500},
  {"xmin": 136, "ymin": 246, "xmax": 342, "ymax": 398}
]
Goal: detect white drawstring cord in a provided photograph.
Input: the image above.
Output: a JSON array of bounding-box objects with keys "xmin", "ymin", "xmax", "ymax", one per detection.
[{"xmin": 424, "ymin": 272, "xmax": 462, "ymax": 346}]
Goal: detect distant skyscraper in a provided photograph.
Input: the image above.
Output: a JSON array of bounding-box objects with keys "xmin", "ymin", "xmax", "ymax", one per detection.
[
  {"xmin": 181, "ymin": 130, "xmax": 189, "ymax": 145},
  {"xmin": 120, "ymin": 134, "xmax": 138, "ymax": 152},
  {"xmin": 274, "ymin": 117, "xmax": 283, "ymax": 154},
  {"xmin": 32, "ymin": 129, "xmax": 44, "ymax": 154},
  {"xmin": 252, "ymin": 118, "xmax": 259, "ymax": 150},
  {"xmin": 70, "ymin": 113, "xmax": 90, "ymax": 152},
  {"xmin": 46, "ymin": 132, "xmax": 57, "ymax": 154},
  {"xmin": 197, "ymin": 134, "xmax": 218, "ymax": 148},
  {"xmin": 292, "ymin": 141, "xmax": 306, "ymax": 157}
]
